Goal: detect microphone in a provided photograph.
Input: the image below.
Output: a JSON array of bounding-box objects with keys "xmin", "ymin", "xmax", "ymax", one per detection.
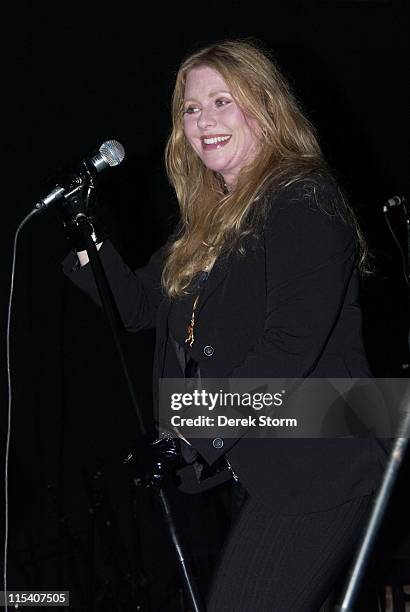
[
  {"xmin": 34, "ymin": 140, "xmax": 125, "ymax": 212},
  {"xmin": 382, "ymin": 195, "xmax": 407, "ymax": 213}
]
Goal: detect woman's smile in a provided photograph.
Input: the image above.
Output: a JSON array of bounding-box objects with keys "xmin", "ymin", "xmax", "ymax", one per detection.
[{"xmin": 200, "ymin": 134, "xmax": 232, "ymax": 150}]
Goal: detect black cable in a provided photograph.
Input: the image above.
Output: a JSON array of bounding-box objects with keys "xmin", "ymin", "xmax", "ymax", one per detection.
[{"xmin": 4, "ymin": 208, "xmax": 39, "ymax": 612}]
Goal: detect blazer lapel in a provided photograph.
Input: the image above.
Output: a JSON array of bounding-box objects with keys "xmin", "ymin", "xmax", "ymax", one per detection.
[
  {"xmin": 196, "ymin": 249, "xmax": 231, "ymax": 315},
  {"xmin": 155, "ymin": 250, "xmax": 231, "ymax": 374}
]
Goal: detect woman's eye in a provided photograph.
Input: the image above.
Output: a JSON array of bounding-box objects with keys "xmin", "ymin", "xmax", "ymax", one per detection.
[
  {"xmin": 184, "ymin": 106, "xmax": 200, "ymax": 114},
  {"xmin": 215, "ymin": 98, "xmax": 231, "ymax": 107}
]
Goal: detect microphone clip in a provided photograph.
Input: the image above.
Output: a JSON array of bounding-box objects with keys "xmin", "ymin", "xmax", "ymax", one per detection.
[
  {"xmin": 57, "ymin": 163, "xmax": 97, "ymax": 224},
  {"xmin": 57, "ymin": 168, "xmax": 106, "ymax": 251}
]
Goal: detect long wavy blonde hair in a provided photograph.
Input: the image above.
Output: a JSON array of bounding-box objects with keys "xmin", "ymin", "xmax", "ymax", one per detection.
[{"xmin": 163, "ymin": 39, "xmax": 358, "ymax": 298}]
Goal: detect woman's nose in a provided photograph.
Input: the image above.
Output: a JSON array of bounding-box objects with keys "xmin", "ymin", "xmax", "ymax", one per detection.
[{"xmin": 197, "ymin": 108, "xmax": 217, "ymax": 130}]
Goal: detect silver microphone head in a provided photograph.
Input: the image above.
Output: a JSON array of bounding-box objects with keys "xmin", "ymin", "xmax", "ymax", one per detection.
[
  {"xmin": 99, "ymin": 140, "xmax": 126, "ymax": 166},
  {"xmin": 90, "ymin": 140, "xmax": 126, "ymax": 172}
]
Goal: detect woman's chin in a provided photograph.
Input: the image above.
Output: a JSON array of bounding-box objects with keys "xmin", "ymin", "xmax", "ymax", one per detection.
[{"xmin": 202, "ymin": 160, "xmax": 231, "ymax": 175}]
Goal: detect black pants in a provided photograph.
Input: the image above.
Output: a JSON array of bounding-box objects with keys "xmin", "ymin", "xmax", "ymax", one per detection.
[{"xmin": 207, "ymin": 492, "xmax": 372, "ymax": 612}]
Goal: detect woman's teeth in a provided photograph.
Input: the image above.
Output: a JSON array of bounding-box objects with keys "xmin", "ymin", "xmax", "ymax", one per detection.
[{"xmin": 203, "ymin": 135, "xmax": 231, "ymax": 145}]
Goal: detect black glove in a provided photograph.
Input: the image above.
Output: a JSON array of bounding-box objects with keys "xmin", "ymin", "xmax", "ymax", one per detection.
[
  {"xmin": 124, "ymin": 434, "xmax": 187, "ymax": 489},
  {"xmin": 59, "ymin": 197, "xmax": 108, "ymax": 252},
  {"xmin": 63, "ymin": 212, "xmax": 108, "ymax": 253}
]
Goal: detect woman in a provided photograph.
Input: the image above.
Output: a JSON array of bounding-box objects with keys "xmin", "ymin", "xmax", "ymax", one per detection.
[{"xmin": 64, "ymin": 40, "xmax": 385, "ymax": 611}]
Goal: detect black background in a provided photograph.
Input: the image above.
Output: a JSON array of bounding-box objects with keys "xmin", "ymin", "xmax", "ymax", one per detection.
[{"xmin": 3, "ymin": 1, "xmax": 410, "ymax": 610}]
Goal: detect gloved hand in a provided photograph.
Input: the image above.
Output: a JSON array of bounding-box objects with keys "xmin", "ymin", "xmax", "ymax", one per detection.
[
  {"xmin": 124, "ymin": 434, "xmax": 186, "ymax": 489},
  {"xmin": 64, "ymin": 213, "xmax": 108, "ymax": 253},
  {"xmin": 59, "ymin": 198, "xmax": 108, "ymax": 252}
]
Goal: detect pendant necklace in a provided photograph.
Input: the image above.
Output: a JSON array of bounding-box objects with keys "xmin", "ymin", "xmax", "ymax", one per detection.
[
  {"xmin": 185, "ymin": 266, "xmax": 210, "ymax": 348},
  {"xmin": 185, "ymin": 295, "xmax": 199, "ymax": 348}
]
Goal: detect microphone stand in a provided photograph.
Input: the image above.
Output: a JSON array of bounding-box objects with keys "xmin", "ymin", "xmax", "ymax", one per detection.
[
  {"xmin": 71, "ymin": 212, "xmax": 205, "ymax": 612},
  {"xmin": 383, "ymin": 196, "xmax": 410, "ymax": 361},
  {"xmin": 335, "ymin": 389, "xmax": 410, "ymax": 611},
  {"xmin": 336, "ymin": 197, "xmax": 410, "ymax": 610},
  {"xmin": 405, "ymin": 199, "xmax": 410, "ymax": 354}
]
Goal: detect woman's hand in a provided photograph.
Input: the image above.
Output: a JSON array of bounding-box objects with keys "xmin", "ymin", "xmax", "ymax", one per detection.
[{"xmin": 124, "ymin": 435, "xmax": 186, "ymax": 489}]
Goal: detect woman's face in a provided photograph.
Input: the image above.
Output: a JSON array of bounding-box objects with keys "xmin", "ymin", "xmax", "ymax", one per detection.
[{"xmin": 183, "ymin": 66, "xmax": 260, "ymax": 188}]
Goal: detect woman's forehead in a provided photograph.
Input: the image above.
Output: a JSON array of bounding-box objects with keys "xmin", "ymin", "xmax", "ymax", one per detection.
[{"xmin": 184, "ymin": 66, "xmax": 230, "ymax": 100}]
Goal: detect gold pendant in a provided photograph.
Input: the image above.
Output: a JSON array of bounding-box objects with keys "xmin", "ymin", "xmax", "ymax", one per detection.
[
  {"xmin": 185, "ymin": 322, "xmax": 195, "ymax": 347},
  {"xmin": 185, "ymin": 296, "xmax": 199, "ymax": 348}
]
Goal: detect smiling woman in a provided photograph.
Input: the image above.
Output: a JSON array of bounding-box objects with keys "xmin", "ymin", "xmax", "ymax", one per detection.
[
  {"xmin": 162, "ymin": 40, "xmax": 366, "ymax": 301},
  {"xmin": 182, "ymin": 65, "xmax": 260, "ymax": 186},
  {"xmin": 64, "ymin": 39, "xmax": 385, "ymax": 611}
]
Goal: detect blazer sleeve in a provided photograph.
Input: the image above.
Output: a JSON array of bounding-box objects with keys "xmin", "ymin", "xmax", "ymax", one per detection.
[
  {"xmin": 62, "ymin": 240, "xmax": 166, "ymax": 331},
  {"xmin": 192, "ymin": 175, "xmax": 358, "ymax": 465}
]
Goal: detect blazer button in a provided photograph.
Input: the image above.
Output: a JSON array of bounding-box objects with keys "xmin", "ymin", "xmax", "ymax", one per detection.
[
  {"xmin": 213, "ymin": 438, "xmax": 224, "ymax": 449},
  {"xmin": 204, "ymin": 345, "xmax": 214, "ymax": 357}
]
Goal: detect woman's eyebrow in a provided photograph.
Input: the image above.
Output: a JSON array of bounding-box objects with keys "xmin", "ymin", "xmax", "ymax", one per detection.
[
  {"xmin": 184, "ymin": 90, "xmax": 232, "ymax": 103},
  {"xmin": 208, "ymin": 90, "xmax": 231, "ymax": 97}
]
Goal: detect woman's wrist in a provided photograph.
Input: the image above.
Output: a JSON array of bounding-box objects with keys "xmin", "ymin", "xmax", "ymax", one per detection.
[{"xmin": 77, "ymin": 242, "xmax": 103, "ymax": 267}]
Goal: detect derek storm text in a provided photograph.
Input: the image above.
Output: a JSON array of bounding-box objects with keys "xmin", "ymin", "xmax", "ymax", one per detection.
[{"xmin": 170, "ymin": 415, "xmax": 297, "ymax": 428}]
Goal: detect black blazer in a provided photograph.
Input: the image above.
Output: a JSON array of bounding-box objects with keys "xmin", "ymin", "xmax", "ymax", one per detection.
[{"xmin": 63, "ymin": 173, "xmax": 386, "ymax": 514}]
